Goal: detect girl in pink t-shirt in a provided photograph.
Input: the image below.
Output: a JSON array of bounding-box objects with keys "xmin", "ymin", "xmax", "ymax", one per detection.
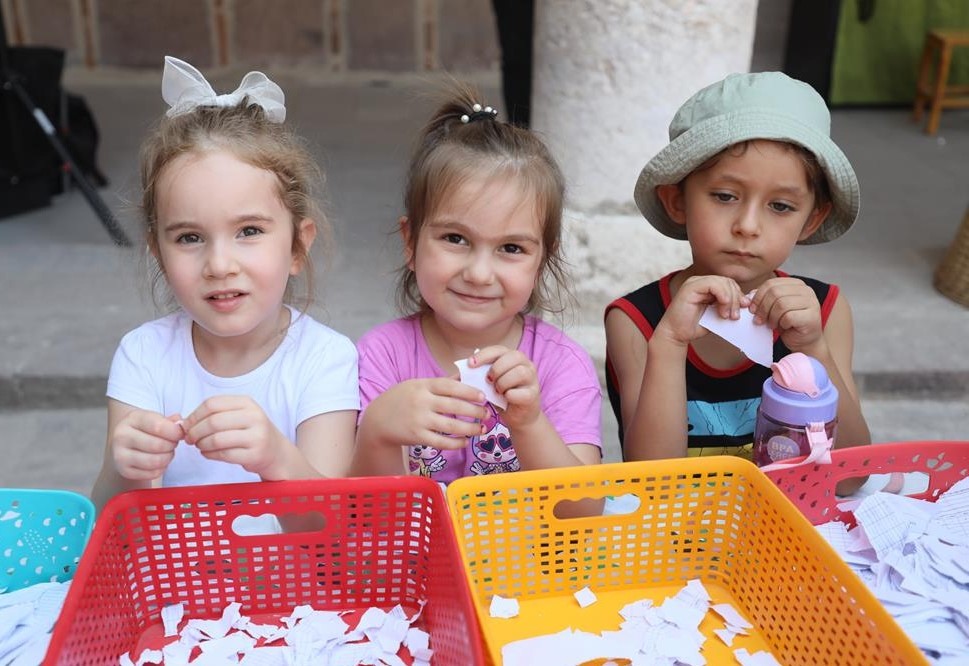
[{"xmin": 351, "ymin": 84, "xmax": 602, "ymax": 484}]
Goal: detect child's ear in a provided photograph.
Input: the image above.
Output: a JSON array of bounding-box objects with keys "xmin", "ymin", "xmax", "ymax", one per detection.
[
  {"xmin": 655, "ymin": 184, "xmax": 687, "ymax": 227},
  {"xmin": 399, "ymin": 216, "xmax": 415, "ymax": 270},
  {"xmin": 798, "ymin": 201, "xmax": 833, "ymax": 242},
  {"xmin": 290, "ymin": 218, "xmax": 318, "ymax": 275}
]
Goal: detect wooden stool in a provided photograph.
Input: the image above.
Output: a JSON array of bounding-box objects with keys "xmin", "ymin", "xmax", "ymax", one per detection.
[
  {"xmin": 935, "ymin": 204, "xmax": 969, "ymax": 308},
  {"xmin": 912, "ymin": 29, "xmax": 969, "ymax": 135}
]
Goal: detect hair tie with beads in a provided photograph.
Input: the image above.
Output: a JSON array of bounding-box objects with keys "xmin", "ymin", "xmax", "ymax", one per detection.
[{"xmin": 460, "ymin": 103, "xmax": 498, "ymax": 124}]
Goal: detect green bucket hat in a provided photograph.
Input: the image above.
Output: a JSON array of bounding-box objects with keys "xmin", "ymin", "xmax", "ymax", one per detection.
[{"xmin": 633, "ymin": 71, "xmax": 860, "ymax": 245}]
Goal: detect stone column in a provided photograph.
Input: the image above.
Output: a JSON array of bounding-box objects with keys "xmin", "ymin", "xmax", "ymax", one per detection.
[{"xmin": 532, "ymin": 0, "xmax": 759, "ymax": 366}]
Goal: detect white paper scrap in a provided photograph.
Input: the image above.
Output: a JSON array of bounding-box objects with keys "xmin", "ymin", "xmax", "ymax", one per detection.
[
  {"xmin": 699, "ymin": 305, "xmax": 773, "ymax": 367},
  {"xmin": 658, "ymin": 595, "xmax": 706, "ymax": 631},
  {"xmin": 198, "ymin": 631, "xmax": 256, "ymax": 659},
  {"xmin": 618, "ymin": 598, "xmax": 654, "ymax": 620},
  {"xmin": 454, "ymin": 357, "xmax": 508, "ymax": 409},
  {"xmin": 238, "ymin": 646, "xmax": 293, "ymax": 665},
  {"xmin": 489, "ymin": 594, "xmax": 520, "ymax": 619},
  {"xmin": 680, "ymin": 578, "xmax": 713, "ymax": 606},
  {"xmin": 500, "ymin": 579, "xmax": 728, "ymax": 666},
  {"xmin": 926, "ymin": 476, "xmax": 969, "ymax": 546},
  {"xmin": 404, "ymin": 627, "xmax": 430, "ymax": 654},
  {"xmin": 125, "ymin": 599, "xmax": 434, "ymax": 666},
  {"xmin": 161, "ymin": 602, "xmax": 184, "ymax": 637},
  {"xmin": 129, "ymin": 647, "xmax": 164, "ymax": 666},
  {"xmin": 574, "ymin": 586, "xmax": 598, "ymax": 608},
  {"xmin": 502, "ymin": 627, "xmax": 639, "ymax": 666},
  {"xmin": 711, "ymin": 603, "xmax": 753, "ymax": 630},
  {"xmin": 161, "ymin": 638, "xmax": 194, "ymax": 665}
]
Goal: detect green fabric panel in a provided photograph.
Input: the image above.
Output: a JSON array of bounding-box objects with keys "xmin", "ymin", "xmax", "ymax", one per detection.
[{"xmin": 830, "ymin": 0, "xmax": 969, "ymax": 105}]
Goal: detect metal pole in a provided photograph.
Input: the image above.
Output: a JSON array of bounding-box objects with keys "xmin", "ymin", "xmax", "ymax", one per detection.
[{"xmin": 0, "ymin": 5, "xmax": 131, "ymax": 246}]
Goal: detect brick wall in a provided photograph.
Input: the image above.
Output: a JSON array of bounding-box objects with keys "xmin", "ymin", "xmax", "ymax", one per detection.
[{"xmin": 1, "ymin": 0, "xmax": 500, "ymax": 74}]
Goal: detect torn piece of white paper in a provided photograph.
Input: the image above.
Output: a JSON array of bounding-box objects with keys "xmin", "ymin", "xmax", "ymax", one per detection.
[
  {"xmin": 925, "ymin": 476, "xmax": 969, "ymax": 547},
  {"xmin": 573, "ymin": 586, "xmax": 597, "ymax": 608},
  {"xmin": 126, "ymin": 599, "xmax": 434, "ymax": 666},
  {"xmin": 489, "ymin": 594, "xmax": 520, "ymax": 619},
  {"xmin": 502, "ymin": 578, "xmax": 721, "ymax": 666},
  {"xmin": 711, "ymin": 603, "xmax": 753, "ymax": 630},
  {"xmin": 454, "ymin": 357, "xmax": 508, "ymax": 409},
  {"xmin": 162, "ymin": 602, "xmax": 184, "ymax": 637},
  {"xmin": 502, "ymin": 627, "xmax": 640, "ymax": 666},
  {"xmin": 699, "ymin": 305, "xmax": 773, "ymax": 368}
]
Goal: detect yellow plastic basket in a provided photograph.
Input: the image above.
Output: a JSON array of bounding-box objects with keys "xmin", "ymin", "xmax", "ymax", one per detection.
[{"xmin": 447, "ymin": 457, "xmax": 927, "ymax": 666}]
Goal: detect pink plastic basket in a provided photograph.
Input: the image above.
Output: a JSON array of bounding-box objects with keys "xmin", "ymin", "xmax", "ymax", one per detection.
[{"xmin": 765, "ymin": 440, "xmax": 969, "ymax": 527}]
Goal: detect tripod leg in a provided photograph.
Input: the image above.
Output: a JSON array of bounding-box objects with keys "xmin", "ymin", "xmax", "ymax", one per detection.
[{"xmin": 3, "ymin": 78, "xmax": 132, "ymax": 247}]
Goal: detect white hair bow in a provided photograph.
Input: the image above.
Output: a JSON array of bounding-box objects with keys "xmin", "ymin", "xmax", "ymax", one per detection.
[{"xmin": 161, "ymin": 55, "xmax": 286, "ymax": 123}]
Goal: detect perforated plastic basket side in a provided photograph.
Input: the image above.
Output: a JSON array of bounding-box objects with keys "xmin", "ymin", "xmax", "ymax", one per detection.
[
  {"xmin": 44, "ymin": 477, "xmax": 485, "ymax": 666},
  {"xmin": 0, "ymin": 488, "xmax": 95, "ymax": 593},
  {"xmin": 765, "ymin": 440, "xmax": 969, "ymax": 527},
  {"xmin": 447, "ymin": 457, "xmax": 927, "ymax": 666}
]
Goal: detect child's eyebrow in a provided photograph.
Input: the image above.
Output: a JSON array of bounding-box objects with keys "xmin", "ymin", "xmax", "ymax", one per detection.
[
  {"xmin": 427, "ymin": 219, "xmax": 540, "ymax": 244},
  {"xmin": 161, "ymin": 221, "xmax": 196, "ymax": 233},
  {"xmin": 161, "ymin": 214, "xmax": 276, "ymax": 232},
  {"xmin": 715, "ymin": 174, "xmax": 810, "ymax": 196},
  {"xmin": 232, "ymin": 213, "xmax": 277, "ymax": 224},
  {"xmin": 768, "ymin": 183, "xmax": 811, "ymax": 196}
]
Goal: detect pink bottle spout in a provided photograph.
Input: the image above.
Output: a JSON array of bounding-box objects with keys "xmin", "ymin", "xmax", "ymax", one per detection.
[{"xmin": 770, "ymin": 352, "xmax": 820, "ymax": 397}]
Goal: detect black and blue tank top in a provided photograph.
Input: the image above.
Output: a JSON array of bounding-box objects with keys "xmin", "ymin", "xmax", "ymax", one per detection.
[{"xmin": 604, "ymin": 271, "xmax": 838, "ymax": 456}]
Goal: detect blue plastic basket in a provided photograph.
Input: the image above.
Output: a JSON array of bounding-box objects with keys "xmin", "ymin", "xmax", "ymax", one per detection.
[{"xmin": 0, "ymin": 489, "xmax": 95, "ymax": 593}]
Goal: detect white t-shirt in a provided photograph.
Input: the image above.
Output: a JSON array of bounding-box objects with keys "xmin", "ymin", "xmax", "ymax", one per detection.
[{"xmin": 107, "ymin": 307, "xmax": 359, "ymax": 487}]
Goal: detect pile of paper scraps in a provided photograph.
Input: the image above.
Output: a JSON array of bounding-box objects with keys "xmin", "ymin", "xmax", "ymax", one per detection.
[
  {"xmin": 0, "ymin": 580, "xmax": 71, "ymax": 666},
  {"xmin": 120, "ymin": 600, "xmax": 433, "ymax": 666},
  {"xmin": 815, "ymin": 475, "xmax": 969, "ymax": 665},
  {"xmin": 495, "ymin": 579, "xmax": 781, "ymax": 666}
]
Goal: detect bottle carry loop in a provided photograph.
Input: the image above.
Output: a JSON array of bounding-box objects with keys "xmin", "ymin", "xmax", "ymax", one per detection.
[{"xmin": 759, "ymin": 422, "xmax": 833, "ymax": 473}]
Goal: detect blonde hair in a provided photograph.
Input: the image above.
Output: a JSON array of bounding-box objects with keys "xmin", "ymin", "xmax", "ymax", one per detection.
[
  {"xmin": 397, "ymin": 82, "xmax": 570, "ymax": 317},
  {"xmin": 140, "ymin": 99, "xmax": 329, "ymax": 312}
]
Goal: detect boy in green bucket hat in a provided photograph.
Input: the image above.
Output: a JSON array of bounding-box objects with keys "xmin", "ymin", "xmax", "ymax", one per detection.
[{"xmin": 605, "ymin": 72, "xmax": 871, "ymax": 482}]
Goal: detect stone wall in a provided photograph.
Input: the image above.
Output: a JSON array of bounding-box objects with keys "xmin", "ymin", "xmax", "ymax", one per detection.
[{"xmin": 1, "ymin": 0, "xmax": 500, "ymax": 73}]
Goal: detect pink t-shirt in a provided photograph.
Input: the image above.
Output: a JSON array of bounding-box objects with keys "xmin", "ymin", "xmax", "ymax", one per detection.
[{"xmin": 357, "ymin": 315, "xmax": 602, "ymax": 484}]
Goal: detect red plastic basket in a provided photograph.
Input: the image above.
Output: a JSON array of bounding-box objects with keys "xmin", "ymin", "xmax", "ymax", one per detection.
[
  {"xmin": 44, "ymin": 476, "xmax": 485, "ymax": 665},
  {"xmin": 765, "ymin": 440, "xmax": 969, "ymax": 527}
]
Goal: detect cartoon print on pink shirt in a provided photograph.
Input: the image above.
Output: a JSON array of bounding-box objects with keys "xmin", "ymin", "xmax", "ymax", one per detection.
[
  {"xmin": 409, "ymin": 444, "xmax": 447, "ymax": 477},
  {"xmin": 470, "ymin": 403, "xmax": 520, "ymax": 475}
]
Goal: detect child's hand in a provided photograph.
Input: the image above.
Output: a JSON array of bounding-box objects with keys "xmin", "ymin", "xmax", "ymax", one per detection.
[
  {"xmin": 471, "ymin": 346, "xmax": 541, "ymax": 428},
  {"xmin": 750, "ymin": 277, "xmax": 825, "ymax": 353},
  {"xmin": 182, "ymin": 396, "xmax": 290, "ymax": 478},
  {"xmin": 366, "ymin": 378, "xmax": 489, "ymax": 451},
  {"xmin": 111, "ymin": 410, "xmax": 182, "ymax": 481},
  {"xmin": 657, "ymin": 275, "xmax": 749, "ymax": 346}
]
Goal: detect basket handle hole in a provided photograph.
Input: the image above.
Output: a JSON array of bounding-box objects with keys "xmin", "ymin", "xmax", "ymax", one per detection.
[
  {"xmin": 554, "ymin": 493, "xmax": 641, "ymax": 519},
  {"xmin": 230, "ymin": 510, "xmax": 327, "ymax": 536},
  {"xmin": 845, "ymin": 471, "xmax": 930, "ymax": 497}
]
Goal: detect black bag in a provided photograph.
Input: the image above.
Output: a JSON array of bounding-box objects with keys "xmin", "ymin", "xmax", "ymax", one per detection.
[{"xmin": 0, "ymin": 46, "xmax": 107, "ymax": 219}]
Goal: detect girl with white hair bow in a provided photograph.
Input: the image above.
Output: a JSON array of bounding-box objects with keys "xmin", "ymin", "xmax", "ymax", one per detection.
[{"xmin": 92, "ymin": 57, "xmax": 359, "ymax": 512}]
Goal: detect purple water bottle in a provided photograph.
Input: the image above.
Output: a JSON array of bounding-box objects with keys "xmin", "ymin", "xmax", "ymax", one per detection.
[{"xmin": 753, "ymin": 352, "xmax": 839, "ymax": 467}]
